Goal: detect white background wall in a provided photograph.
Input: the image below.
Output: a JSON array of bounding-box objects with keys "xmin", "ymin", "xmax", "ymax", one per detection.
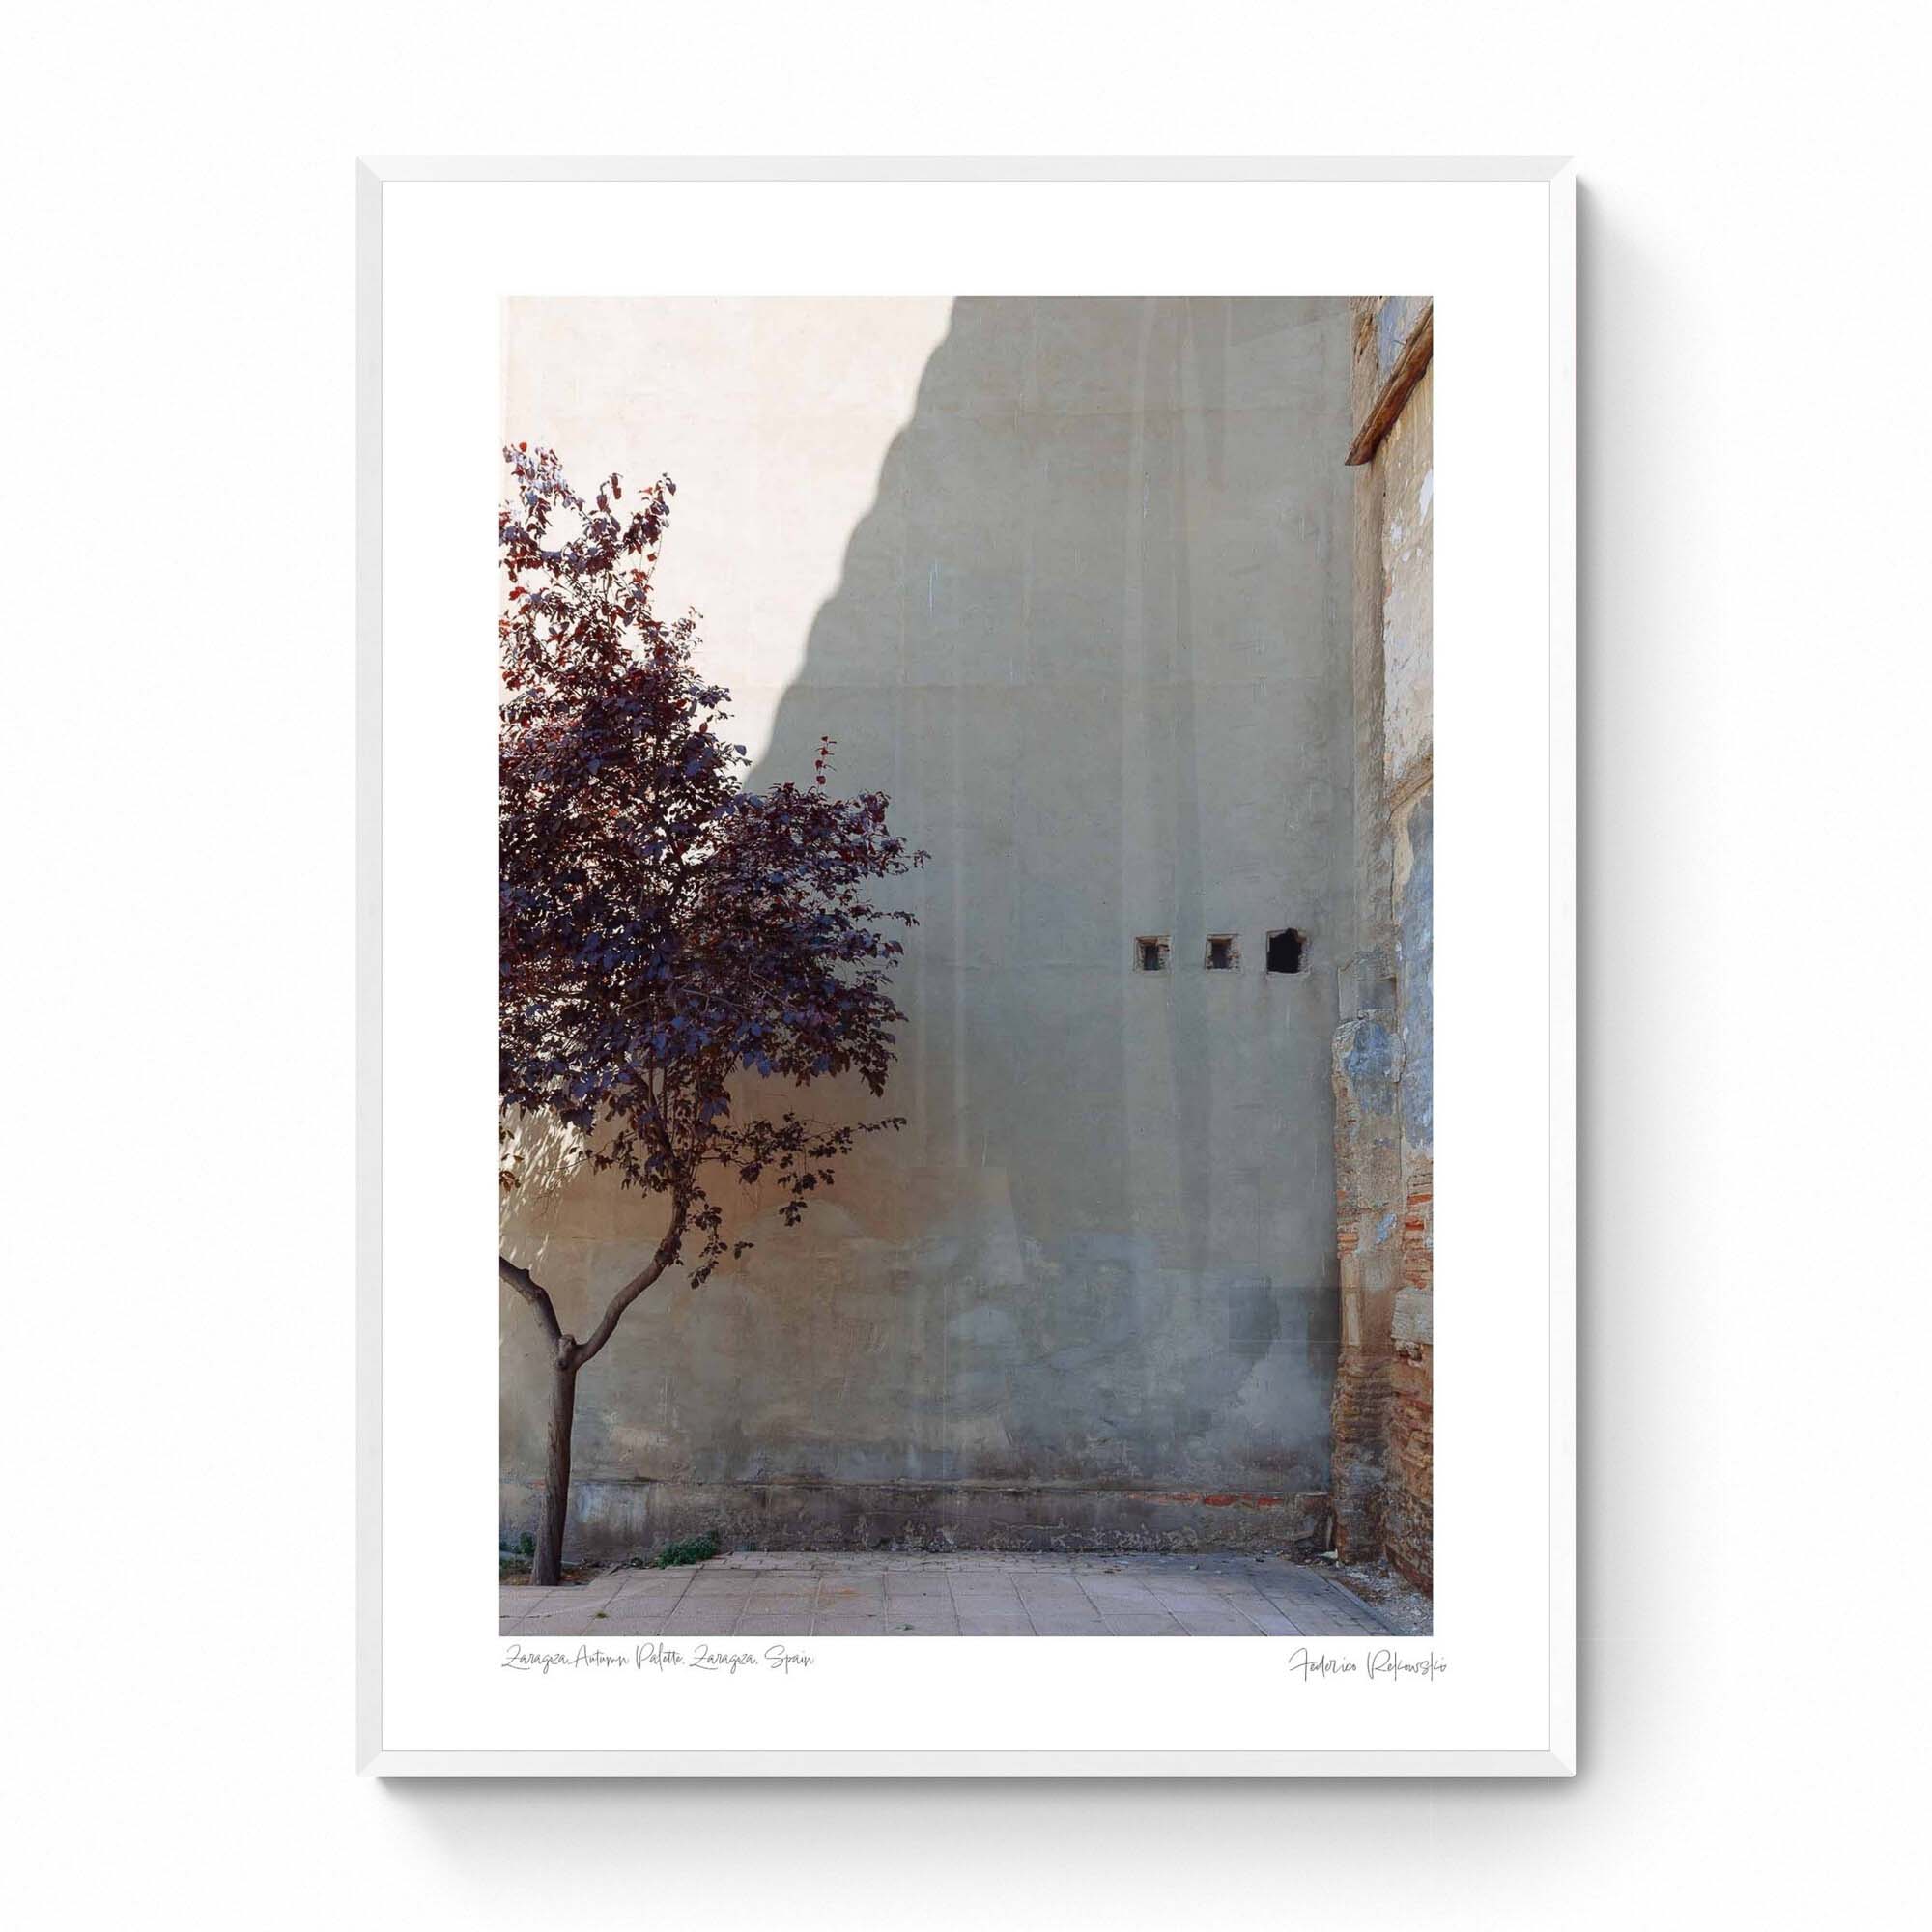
[{"xmin": 6, "ymin": 4, "xmax": 1925, "ymax": 1927}]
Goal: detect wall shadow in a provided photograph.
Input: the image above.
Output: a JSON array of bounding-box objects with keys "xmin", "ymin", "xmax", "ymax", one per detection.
[{"xmin": 502, "ymin": 296, "xmax": 1357, "ymax": 1512}]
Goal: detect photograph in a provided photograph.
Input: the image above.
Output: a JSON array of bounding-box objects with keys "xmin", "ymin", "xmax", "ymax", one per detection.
[
  {"xmin": 495, "ymin": 293, "xmax": 1436, "ymax": 1643},
  {"xmin": 19, "ymin": 0, "xmax": 1923, "ymax": 1913}
]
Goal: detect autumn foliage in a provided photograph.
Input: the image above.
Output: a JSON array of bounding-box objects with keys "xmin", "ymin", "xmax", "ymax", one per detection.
[{"xmin": 497, "ymin": 442, "xmax": 923, "ymax": 1580}]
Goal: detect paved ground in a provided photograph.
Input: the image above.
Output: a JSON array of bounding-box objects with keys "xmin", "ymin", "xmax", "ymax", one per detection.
[{"xmin": 500, "ymin": 1550, "xmax": 1399, "ymax": 1637}]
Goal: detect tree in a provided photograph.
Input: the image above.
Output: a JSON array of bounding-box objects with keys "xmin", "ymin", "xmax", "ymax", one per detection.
[{"xmin": 497, "ymin": 443, "xmax": 923, "ymax": 1585}]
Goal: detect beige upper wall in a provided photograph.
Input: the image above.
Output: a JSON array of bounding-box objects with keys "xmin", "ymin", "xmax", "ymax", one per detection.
[
  {"xmin": 500, "ymin": 297, "xmax": 1357, "ymax": 1502},
  {"xmin": 504, "ymin": 297, "xmax": 954, "ymax": 767}
]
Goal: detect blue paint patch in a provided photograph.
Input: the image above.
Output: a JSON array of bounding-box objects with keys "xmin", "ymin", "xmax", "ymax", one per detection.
[
  {"xmin": 1375, "ymin": 296, "xmax": 1426, "ymax": 383},
  {"xmin": 1399, "ymin": 794, "xmax": 1434, "ymax": 1149},
  {"xmin": 1341, "ymin": 1016, "xmax": 1400, "ymax": 1119}
]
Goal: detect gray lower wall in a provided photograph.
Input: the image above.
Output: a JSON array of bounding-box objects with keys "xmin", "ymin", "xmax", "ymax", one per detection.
[
  {"xmin": 501, "ymin": 297, "xmax": 1357, "ymax": 1556},
  {"xmin": 501, "ymin": 1478, "xmax": 1332, "ymax": 1560}
]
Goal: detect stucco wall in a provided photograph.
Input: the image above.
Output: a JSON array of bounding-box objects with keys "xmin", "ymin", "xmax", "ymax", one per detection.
[{"xmin": 500, "ymin": 297, "xmax": 1357, "ymax": 1554}]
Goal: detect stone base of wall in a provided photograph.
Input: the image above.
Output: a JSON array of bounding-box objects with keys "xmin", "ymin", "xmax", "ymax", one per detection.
[{"xmin": 501, "ymin": 1478, "xmax": 1333, "ymax": 1563}]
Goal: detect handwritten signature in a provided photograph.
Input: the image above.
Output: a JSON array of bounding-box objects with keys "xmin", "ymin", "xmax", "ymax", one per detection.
[{"xmin": 1286, "ymin": 1645, "xmax": 1448, "ymax": 1682}]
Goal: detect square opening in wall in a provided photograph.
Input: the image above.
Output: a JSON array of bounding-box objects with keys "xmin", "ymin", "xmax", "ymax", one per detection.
[
  {"xmin": 1135, "ymin": 936, "xmax": 1170, "ymax": 973},
  {"xmin": 1266, "ymin": 928, "xmax": 1307, "ymax": 974},
  {"xmin": 1205, "ymin": 935, "xmax": 1238, "ymax": 971}
]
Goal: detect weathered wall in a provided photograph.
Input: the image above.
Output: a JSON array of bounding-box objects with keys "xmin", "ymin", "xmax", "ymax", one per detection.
[
  {"xmin": 501, "ymin": 297, "xmax": 1357, "ymax": 1555},
  {"xmin": 1329, "ymin": 298, "xmax": 1433, "ymax": 1590}
]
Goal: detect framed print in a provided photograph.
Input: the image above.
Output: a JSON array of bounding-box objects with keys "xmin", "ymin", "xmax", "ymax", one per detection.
[{"xmin": 358, "ymin": 156, "xmax": 1576, "ymax": 1776}]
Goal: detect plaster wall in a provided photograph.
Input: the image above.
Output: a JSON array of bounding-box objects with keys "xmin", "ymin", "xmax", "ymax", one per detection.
[
  {"xmin": 1382, "ymin": 362, "xmax": 1435, "ymax": 1588},
  {"xmin": 1329, "ymin": 298, "xmax": 1433, "ymax": 1589},
  {"xmin": 500, "ymin": 297, "xmax": 1357, "ymax": 1554}
]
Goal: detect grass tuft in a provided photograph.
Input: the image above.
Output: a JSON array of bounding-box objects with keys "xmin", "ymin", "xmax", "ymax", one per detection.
[{"xmin": 653, "ymin": 1532, "xmax": 722, "ymax": 1568}]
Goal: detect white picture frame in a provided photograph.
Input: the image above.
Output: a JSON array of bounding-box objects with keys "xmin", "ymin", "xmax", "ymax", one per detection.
[{"xmin": 358, "ymin": 156, "xmax": 1576, "ymax": 1777}]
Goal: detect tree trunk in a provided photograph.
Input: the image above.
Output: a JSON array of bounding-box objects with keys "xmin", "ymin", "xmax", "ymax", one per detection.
[
  {"xmin": 533, "ymin": 1357, "xmax": 579, "ymax": 1587},
  {"xmin": 503, "ymin": 1195, "xmax": 687, "ymax": 1587}
]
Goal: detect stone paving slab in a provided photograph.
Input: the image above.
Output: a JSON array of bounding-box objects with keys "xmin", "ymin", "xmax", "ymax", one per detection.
[{"xmin": 500, "ymin": 1551, "xmax": 1403, "ymax": 1637}]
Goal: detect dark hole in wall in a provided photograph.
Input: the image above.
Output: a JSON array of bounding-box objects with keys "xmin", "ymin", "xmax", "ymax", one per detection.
[
  {"xmin": 1206, "ymin": 935, "xmax": 1236, "ymax": 971},
  {"xmin": 1136, "ymin": 936, "xmax": 1169, "ymax": 972},
  {"xmin": 1266, "ymin": 928, "xmax": 1307, "ymax": 974}
]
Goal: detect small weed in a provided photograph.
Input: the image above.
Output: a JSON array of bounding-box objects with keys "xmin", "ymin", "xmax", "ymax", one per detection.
[
  {"xmin": 654, "ymin": 1532, "xmax": 722, "ymax": 1568},
  {"xmin": 499, "ymin": 1531, "xmax": 543, "ymax": 1577}
]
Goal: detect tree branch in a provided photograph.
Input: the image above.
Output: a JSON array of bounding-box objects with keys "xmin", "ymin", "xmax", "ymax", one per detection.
[
  {"xmin": 570, "ymin": 1193, "xmax": 690, "ymax": 1370},
  {"xmin": 499, "ymin": 1256, "xmax": 563, "ymax": 1351}
]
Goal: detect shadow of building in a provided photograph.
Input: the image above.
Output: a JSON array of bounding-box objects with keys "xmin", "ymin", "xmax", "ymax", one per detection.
[{"xmin": 502, "ymin": 296, "xmax": 1357, "ymax": 1554}]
